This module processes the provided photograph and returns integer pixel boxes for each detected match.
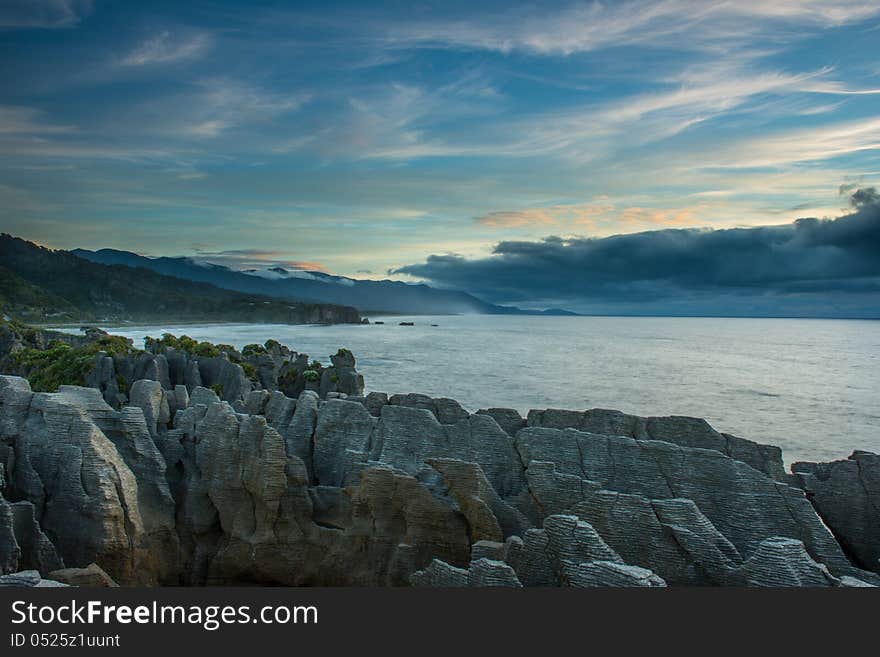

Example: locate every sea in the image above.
[91,315,879,466]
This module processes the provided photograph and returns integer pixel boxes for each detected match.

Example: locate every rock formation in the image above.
[792,451,880,574]
[2,329,365,410]
[0,345,878,588]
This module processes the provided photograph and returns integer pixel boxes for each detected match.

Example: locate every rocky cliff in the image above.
[1,326,365,410]
[1,342,877,587]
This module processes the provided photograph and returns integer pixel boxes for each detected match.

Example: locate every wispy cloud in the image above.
[182,78,309,138]
[705,116,880,168]
[0,105,73,135]
[121,30,211,66]
[476,203,614,228]
[476,201,715,233]
[367,1,880,56]
[0,0,91,29]
[2,1,879,287]
[343,60,879,164]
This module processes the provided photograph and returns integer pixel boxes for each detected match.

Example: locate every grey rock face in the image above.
[524,460,744,585]
[476,408,526,437]
[792,451,880,574]
[735,537,848,587]
[0,376,177,585]
[320,367,364,399]
[566,561,667,587]
[133,353,171,390]
[410,559,468,587]
[516,427,875,584]
[1,368,876,588]
[527,408,785,479]
[168,385,189,415]
[426,458,531,541]
[505,514,625,586]
[0,495,20,574]
[84,353,122,408]
[184,360,202,390]
[413,513,668,588]
[276,391,319,477]
[9,500,64,574]
[388,393,470,425]
[361,392,389,417]
[0,570,69,587]
[372,405,534,521]
[165,392,473,586]
[467,558,523,587]
[410,557,522,587]
[189,386,220,407]
[129,379,170,437]
[197,356,251,402]
[313,400,376,486]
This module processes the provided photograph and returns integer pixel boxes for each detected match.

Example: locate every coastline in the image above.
[1,327,877,588]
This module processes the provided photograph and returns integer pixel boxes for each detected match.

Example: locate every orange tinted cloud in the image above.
[619,204,709,227]
[476,203,615,228]
[475,202,709,231]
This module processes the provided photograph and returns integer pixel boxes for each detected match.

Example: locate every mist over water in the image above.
[99,316,880,466]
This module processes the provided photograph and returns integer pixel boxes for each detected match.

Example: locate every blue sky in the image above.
[1,0,879,290]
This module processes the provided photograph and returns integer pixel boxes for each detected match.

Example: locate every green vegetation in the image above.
[144,333,232,359]
[242,343,267,357]
[0,264,82,323]
[11,334,139,392]
[146,333,200,352]
[334,348,353,360]
[302,369,320,383]
[309,360,323,370]
[264,339,281,351]
[210,383,224,397]
[0,234,361,324]
[278,367,297,387]
[194,342,221,358]
[241,362,257,379]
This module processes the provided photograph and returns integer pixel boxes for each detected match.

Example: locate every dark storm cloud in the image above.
[394,189,880,316]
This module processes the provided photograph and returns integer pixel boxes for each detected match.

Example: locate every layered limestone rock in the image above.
[735,537,851,587]
[47,563,118,587]
[0,369,877,588]
[514,426,875,584]
[792,451,880,574]
[527,408,785,479]
[11,332,366,410]
[6,498,64,574]
[410,514,667,588]
[476,408,526,438]
[387,393,470,425]
[0,376,178,585]
[162,394,472,586]
[0,570,68,587]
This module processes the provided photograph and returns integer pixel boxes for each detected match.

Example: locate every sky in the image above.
[1,1,879,315]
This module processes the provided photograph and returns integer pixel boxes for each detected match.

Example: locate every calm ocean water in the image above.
[96,316,879,466]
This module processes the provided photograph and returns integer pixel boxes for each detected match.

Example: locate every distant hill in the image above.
[72,248,576,316]
[0,234,361,325]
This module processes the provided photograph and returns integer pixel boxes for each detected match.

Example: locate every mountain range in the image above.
[0,234,360,325]
[72,248,577,316]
